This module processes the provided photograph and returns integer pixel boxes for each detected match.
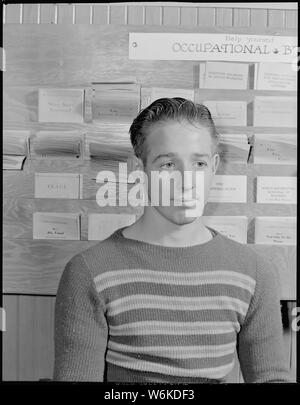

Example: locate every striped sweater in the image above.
[53,226,290,383]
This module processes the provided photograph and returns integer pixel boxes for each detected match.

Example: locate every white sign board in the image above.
[129,33,297,63]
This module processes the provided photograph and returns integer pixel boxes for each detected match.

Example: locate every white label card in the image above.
[38,88,84,123]
[256,176,297,204]
[208,175,247,203]
[202,216,248,243]
[255,217,296,246]
[129,33,297,63]
[203,101,247,127]
[35,173,83,199]
[33,212,80,240]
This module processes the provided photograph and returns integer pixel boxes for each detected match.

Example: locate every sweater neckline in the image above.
[111,225,222,254]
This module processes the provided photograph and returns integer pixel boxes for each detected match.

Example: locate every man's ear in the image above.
[127,154,144,172]
[212,153,220,175]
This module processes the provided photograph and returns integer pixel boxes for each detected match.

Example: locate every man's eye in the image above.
[160,162,175,169]
[194,161,208,168]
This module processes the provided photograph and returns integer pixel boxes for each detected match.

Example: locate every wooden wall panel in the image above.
[162,6,180,26]
[3,196,140,240]
[23,4,39,24]
[2,295,19,380]
[127,5,144,25]
[268,9,285,29]
[250,9,268,28]
[93,4,109,25]
[110,5,126,25]
[3,25,297,88]
[145,6,162,26]
[197,7,216,27]
[3,295,55,381]
[4,85,297,123]
[40,4,56,24]
[4,3,21,24]
[216,8,233,27]
[233,8,250,27]
[3,4,297,30]
[75,4,91,24]
[3,239,94,295]
[285,10,298,30]
[180,7,197,27]
[57,4,74,24]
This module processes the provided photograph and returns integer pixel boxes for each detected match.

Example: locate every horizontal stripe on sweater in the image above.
[108,349,234,370]
[107,341,236,359]
[103,283,253,305]
[108,308,240,325]
[106,350,235,378]
[106,362,223,383]
[110,332,236,347]
[108,349,235,369]
[109,320,240,336]
[106,295,249,317]
[94,269,256,294]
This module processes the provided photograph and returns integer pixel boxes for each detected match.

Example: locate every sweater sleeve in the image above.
[53,253,108,381]
[237,254,291,383]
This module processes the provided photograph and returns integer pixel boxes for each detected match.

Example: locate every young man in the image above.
[54,98,290,383]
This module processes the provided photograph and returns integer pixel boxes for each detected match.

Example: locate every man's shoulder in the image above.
[213,230,257,259]
[212,231,272,280]
[73,230,127,278]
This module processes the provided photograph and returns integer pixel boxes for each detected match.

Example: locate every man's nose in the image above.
[176,165,196,193]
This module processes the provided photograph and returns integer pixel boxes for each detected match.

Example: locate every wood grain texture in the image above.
[162,6,180,26]
[197,7,216,27]
[3,25,297,88]
[3,214,295,299]
[93,4,109,25]
[2,295,19,380]
[3,197,141,240]
[40,4,56,24]
[3,155,142,199]
[75,4,91,24]
[216,8,233,27]
[57,4,74,24]
[233,8,250,27]
[180,7,197,27]
[3,239,94,294]
[4,3,21,24]
[127,5,144,25]
[3,295,55,381]
[268,9,285,29]
[110,5,126,25]
[5,85,296,126]
[2,4,298,30]
[18,295,38,379]
[285,10,298,30]
[23,4,39,24]
[250,9,268,28]
[145,6,162,25]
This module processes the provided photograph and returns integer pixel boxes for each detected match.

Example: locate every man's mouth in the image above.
[172,198,198,207]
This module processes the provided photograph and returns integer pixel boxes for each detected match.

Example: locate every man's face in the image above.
[141,120,219,226]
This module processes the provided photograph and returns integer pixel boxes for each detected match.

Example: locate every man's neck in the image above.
[122,207,213,247]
